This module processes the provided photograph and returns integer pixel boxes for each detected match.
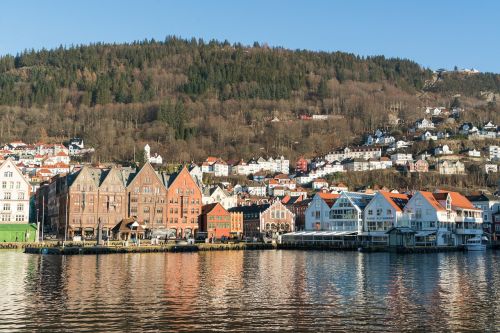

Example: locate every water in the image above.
[0,250,498,332]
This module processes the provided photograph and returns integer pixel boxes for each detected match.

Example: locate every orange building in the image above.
[199,203,231,239]
[166,166,202,239]
[230,211,243,237]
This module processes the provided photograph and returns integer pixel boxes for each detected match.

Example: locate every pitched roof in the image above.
[419,191,446,211]
[201,203,224,215]
[318,192,340,200]
[378,191,409,212]
[434,191,479,210]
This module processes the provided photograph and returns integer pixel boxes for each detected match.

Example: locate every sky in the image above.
[1,0,499,72]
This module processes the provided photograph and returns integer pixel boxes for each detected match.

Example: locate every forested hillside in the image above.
[0,37,498,163]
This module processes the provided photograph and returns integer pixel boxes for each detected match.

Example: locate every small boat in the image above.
[464,236,486,251]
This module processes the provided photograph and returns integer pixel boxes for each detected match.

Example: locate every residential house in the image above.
[459,123,479,135]
[144,144,163,165]
[312,178,329,190]
[467,149,481,157]
[437,160,465,175]
[325,146,382,162]
[202,185,237,209]
[434,145,453,155]
[415,118,435,130]
[485,164,498,174]
[489,146,500,161]
[295,157,308,173]
[420,131,438,141]
[406,159,429,173]
[391,153,413,166]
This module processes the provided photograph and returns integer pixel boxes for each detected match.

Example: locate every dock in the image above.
[23,242,275,255]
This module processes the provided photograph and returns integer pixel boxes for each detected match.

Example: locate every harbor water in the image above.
[0,250,498,332]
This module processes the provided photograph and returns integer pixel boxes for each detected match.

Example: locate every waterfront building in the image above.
[327,192,374,233]
[260,200,295,238]
[228,204,269,237]
[403,191,482,246]
[304,192,340,231]
[230,211,243,237]
[165,166,202,239]
[199,203,232,239]
[466,193,500,236]
[0,158,30,224]
[126,163,168,234]
[363,191,409,244]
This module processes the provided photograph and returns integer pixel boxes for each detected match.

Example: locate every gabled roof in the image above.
[419,191,446,211]
[378,191,409,212]
[433,191,478,210]
[201,203,226,215]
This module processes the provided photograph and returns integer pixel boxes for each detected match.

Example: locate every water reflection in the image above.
[0,250,498,332]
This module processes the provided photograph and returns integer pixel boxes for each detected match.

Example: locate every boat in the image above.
[464,236,486,251]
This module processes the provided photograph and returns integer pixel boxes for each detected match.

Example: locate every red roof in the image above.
[433,191,479,210]
[56,151,68,156]
[318,193,340,200]
[420,191,446,211]
[379,191,409,212]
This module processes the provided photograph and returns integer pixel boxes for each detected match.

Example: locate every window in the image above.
[17,203,23,211]
[144,206,150,213]
[3,203,10,211]
[1,182,5,189]
[4,171,12,177]
[368,210,373,215]
[15,182,20,189]
[15,214,23,222]
[18,192,24,200]
[376,209,382,216]
[4,192,11,200]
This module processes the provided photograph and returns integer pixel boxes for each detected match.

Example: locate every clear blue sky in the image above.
[1,0,499,72]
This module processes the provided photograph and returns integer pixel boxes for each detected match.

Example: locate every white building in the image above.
[0,159,30,223]
[402,191,482,246]
[325,147,382,162]
[305,192,339,231]
[144,144,163,165]
[489,146,500,161]
[202,185,237,209]
[391,153,413,166]
[327,192,374,233]
[415,118,435,130]
[363,191,409,243]
[434,145,453,155]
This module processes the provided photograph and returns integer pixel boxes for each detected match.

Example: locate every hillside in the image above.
[0,36,498,163]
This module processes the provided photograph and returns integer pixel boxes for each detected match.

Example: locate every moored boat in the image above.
[465,236,486,251]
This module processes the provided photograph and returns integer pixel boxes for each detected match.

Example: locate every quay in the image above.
[21,242,275,255]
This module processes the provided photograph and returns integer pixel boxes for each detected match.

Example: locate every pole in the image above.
[64,192,69,246]
[36,207,39,243]
[41,195,45,242]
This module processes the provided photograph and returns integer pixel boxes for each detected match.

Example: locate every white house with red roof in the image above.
[305,192,340,231]
[402,191,482,246]
[363,191,409,244]
[312,178,329,190]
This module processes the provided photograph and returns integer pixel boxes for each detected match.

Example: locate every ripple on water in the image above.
[0,250,499,332]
